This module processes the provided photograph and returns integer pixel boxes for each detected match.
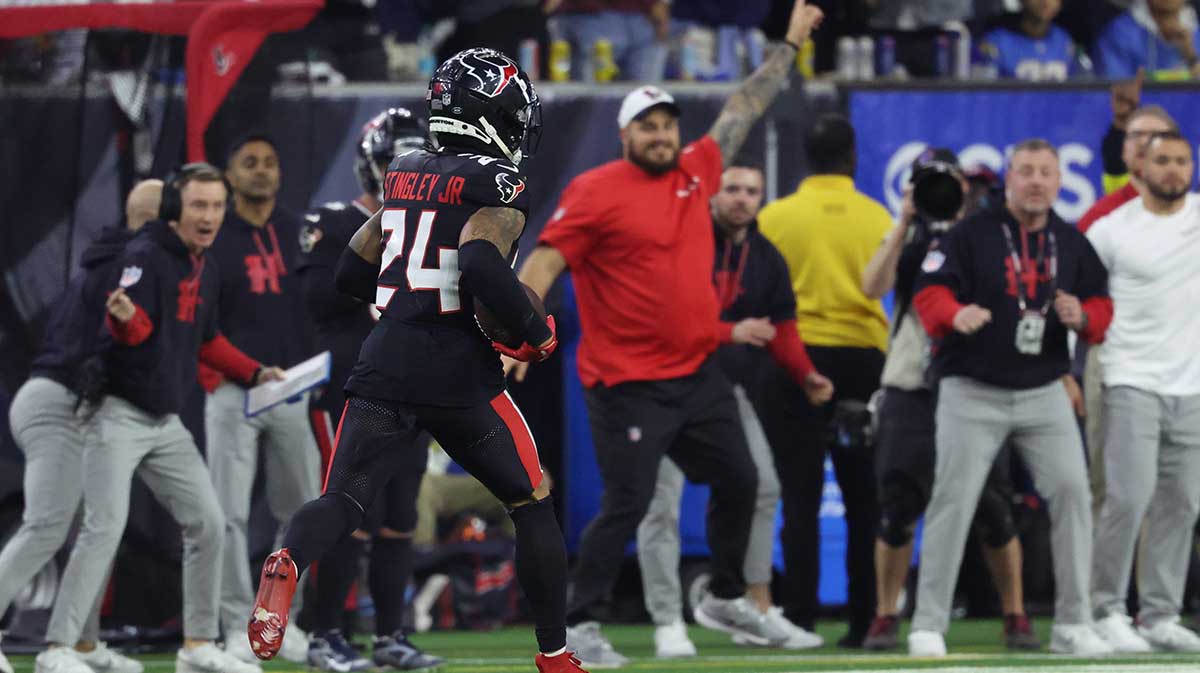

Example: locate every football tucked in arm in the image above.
[475,283,545,348]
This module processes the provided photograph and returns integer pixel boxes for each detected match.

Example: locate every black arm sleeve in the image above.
[334,247,380,304]
[1101,124,1126,177]
[458,239,551,346]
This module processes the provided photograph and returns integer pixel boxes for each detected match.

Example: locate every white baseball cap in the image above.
[617,85,681,129]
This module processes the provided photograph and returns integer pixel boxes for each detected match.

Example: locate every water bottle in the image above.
[836,36,858,80]
[592,39,617,82]
[934,34,952,77]
[857,35,876,80]
[518,39,540,81]
[549,39,571,82]
[878,35,896,77]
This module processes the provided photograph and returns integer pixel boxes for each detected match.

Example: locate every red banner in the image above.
[0,1,323,161]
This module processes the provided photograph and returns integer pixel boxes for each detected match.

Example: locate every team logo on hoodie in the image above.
[119,266,143,288]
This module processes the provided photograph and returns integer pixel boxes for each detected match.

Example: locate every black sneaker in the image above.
[373,633,445,671]
[308,630,372,672]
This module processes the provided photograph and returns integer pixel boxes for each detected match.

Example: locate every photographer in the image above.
[859,150,1036,652]
[907,139,1113,657]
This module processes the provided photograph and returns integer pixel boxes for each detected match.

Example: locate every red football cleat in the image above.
[247,548,299,661]
[535,651,590,672]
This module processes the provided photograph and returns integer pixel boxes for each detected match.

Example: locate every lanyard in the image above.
[999,222,1057,314]
[251,222,287,280]
[715,237,751,310]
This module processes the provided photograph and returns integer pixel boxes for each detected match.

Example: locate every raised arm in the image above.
[706,0,823,164]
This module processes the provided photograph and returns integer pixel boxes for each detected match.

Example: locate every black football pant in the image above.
[282,393,568,652]
[568,357,758,624]
[758,345,884,639]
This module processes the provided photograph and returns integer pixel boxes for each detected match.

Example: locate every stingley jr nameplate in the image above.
[244,351,331,417]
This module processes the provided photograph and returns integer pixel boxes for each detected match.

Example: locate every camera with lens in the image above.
[910,147,964,222]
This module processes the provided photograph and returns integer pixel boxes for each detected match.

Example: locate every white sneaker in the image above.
[79,643,143,673]
[1050,623,1115,656]
[278,625,309,663]
[224,633,260,664]
[0,641,13,673]
[177,643,262,673]
[653,621,697,658]
[1092,613,1151,653]
[35,648,92,673]
[1139,617,1200,652]
[907,630,947,657]
[764,607,823,649]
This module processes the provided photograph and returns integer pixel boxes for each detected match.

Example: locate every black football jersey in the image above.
[345,148,531,407]
[296,199,377,414]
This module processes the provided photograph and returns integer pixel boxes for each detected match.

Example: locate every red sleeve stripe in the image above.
[310,408,336,478]
[490,391,544,493]
[913,285,963,339]
[105,304,153,345]
[1080,296,1114,345]
[322,401,351,495]
[766,319,815,385]
[198,334,259,384]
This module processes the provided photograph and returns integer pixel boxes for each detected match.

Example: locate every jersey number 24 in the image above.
[377,208,460,313]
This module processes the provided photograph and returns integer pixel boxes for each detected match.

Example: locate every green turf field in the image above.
[8,620,1200,673]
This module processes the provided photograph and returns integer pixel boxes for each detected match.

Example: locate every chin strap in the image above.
[479,117,522,165]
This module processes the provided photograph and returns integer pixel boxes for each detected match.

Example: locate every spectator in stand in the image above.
[868,0,972,29]
[976,0,1091,81]
[1075,104,1177,518]
[1097,70,1146,195]
[669,1,773,79]
[756,113,890,649]
[549,0,670,81]
[1086,132,1200,654]
[1094,0,1200,78]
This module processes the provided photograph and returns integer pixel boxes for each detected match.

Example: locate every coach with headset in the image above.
[35,164,283,673]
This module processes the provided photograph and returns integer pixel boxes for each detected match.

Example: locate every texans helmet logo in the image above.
[496,172,526,204]
[458,53,521,99]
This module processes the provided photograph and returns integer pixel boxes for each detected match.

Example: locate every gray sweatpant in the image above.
[1092,386,1200,626]
[913,376,1093,633]
[636,385,780,625]
[1083,346,1106,518]
[46,395,225,643]
[1,377,100,643]
[205,382,320,633]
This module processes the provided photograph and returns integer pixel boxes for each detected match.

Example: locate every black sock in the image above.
[311,536,365,633]
[369,536,415,637]
[283,493,363,574]
[509,497,567,653]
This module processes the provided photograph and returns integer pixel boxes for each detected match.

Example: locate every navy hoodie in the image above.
[103,220,231,416]
[206,206,314,371]
[31,226,135,387]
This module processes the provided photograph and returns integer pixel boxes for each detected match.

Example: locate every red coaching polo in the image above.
[539,136,724,387]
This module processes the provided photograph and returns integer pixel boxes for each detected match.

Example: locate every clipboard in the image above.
[244,351,331,418]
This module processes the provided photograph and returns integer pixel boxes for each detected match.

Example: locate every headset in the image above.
[158,162,229,222]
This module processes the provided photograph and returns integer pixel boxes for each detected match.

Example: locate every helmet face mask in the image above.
[427,48,541,166]
[355,107,427,199]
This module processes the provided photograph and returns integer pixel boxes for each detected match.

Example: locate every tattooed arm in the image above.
[707,0,824,164]
[459,206,526,256]
[347,207,384,264]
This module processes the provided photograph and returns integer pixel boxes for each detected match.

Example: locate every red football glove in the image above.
[493,315,558,363]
